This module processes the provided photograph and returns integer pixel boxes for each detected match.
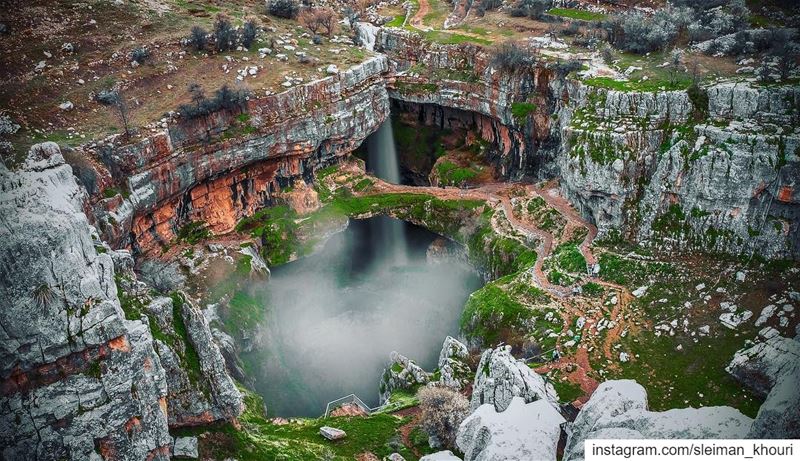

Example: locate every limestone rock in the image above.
[173,436,199,458]
[420,451,463,461]
[563,380,752,461]
[437,336,471,390]
[320,426,347,440]
[379,351,431,404]
[0,144,171,459]
[470,346,558,412]
[457,397,565,461]
[727,334,800,438]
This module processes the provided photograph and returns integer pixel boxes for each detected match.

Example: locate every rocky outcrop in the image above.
[470,345,559,412]
[379,351,431,404]
[562,380,753,461]
[145,294,243,427]
[727,331,800,438]
[457,397,565,461]
[92,56,390,251]
[0,143,171,460]
[437,336,471,390]
[553,79,800,258]
[420,451,463,461]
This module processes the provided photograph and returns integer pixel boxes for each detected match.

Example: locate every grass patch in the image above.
[423,30,492,45]
[551,379,583,403]
[174,387,416,461]
[511,102,537,122]
[235,205,300,265]
[547,7,607,21]
[551,243,586,273]
[435,160,480,186]
[583,75,692,92]
[461,282,534,345]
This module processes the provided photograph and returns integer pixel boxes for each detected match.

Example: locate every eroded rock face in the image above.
[0,144,171,460]
[553,79,800,259]
[563,380,753,461]
[93,56,390,251]
[727,333,800,438]
[437,336,471,390]
[379,351,431,404]
[457,397,565,461]
[470,345,559,412]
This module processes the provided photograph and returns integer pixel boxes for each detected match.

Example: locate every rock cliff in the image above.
[0,143,243,459]
[0,143,172,460]
[92,56,390,251]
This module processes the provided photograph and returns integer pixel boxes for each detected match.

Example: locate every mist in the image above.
[241,216,482,417]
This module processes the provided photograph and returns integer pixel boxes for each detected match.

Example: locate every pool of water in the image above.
[241,216,481,417]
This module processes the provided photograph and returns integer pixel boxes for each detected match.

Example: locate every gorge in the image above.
[1,1,799,460]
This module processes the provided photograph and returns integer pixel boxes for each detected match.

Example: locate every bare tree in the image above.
[97,89,132,138]
[299,9,323,35]
[318,8,336,38]
[417,386,469,449]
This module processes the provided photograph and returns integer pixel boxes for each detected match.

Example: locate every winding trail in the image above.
[338,165,636,400]
[409,0,432,30]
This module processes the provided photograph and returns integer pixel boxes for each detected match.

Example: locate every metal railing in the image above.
[323,392,417,418]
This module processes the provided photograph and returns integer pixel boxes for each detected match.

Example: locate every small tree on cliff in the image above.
[417,386,469,449]
[96,89,132,138]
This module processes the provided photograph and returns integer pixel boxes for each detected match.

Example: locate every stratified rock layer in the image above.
[0,143,171,460]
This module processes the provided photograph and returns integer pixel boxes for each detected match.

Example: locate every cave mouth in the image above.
[240,216,482,417]
[356,100,500,187]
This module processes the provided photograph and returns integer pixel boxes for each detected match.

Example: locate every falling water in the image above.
[366,119,408,264]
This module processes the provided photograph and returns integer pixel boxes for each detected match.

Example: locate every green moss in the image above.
[225,290,264,333]
[174,387,415,461]
[236,205,299,265]
[510,102,537,122]
[547,7,607,21]
[461,283,534,345]
[551,379,583,403]
[115,274,146,320]
[435,160,480,186]
[584,75,691,92]
[170,292,205,386]
[582,282,604,297]
[85,360,102,379]
[422,30,492,45]
[551,243,586,273]
[177,221,212,245]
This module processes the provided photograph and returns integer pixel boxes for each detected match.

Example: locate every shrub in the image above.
[562,21,580,36]
[554,59,582,77]
[268,0,299,19]
[214,16,237,52]
[515,0,550,19]
[95,89,132,138]
[480,0,502,11]
[509,7,526,17]
[241,20,258,49]
[178,84,250,120]
[189,26,208,51]
[491,42,538,73]
[130,47,150,64]
[417,387,469,449]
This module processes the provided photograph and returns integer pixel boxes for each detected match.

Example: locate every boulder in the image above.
[563,380,752,461]
[320,426,347,441]
[470,346,558,412]
[457,397,565,461]
[386,453,407,461]
[379,351,431,404]
[420,451,463,461]
[173,436,199,458]
[437,336,471,390]
[727,334,800,438]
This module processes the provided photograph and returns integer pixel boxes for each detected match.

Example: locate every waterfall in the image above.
[366,119,408,264]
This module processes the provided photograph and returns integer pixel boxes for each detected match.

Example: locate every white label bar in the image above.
[585,439,800,461]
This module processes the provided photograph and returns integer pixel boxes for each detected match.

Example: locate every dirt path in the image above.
[409,0,431,30]
[394,407,423,458]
